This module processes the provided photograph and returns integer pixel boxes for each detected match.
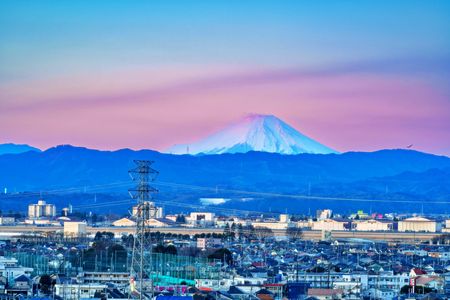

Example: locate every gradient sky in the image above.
[1,0,449,155]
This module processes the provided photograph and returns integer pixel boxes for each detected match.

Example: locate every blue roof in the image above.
[14,274,30,282]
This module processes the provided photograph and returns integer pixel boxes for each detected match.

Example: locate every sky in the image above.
[0,0,449,155]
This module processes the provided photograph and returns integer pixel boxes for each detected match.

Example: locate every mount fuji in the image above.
[166,114,338,155]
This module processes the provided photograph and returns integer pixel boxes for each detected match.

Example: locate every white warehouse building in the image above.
[398,217,437,233]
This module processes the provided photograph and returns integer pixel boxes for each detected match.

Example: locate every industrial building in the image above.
[352,219,394,231]
[187,212,215,226]
[63,221,87,237]
[398,217,438,233]
[132,201,164,219]
[0,217,15,226]
[312,218,350,231]
[112,217,137,227]
[27,200,56,219]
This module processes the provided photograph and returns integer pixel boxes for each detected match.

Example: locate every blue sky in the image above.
[2,0,449,80]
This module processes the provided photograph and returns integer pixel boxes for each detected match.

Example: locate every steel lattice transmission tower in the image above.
[128,160,159,299]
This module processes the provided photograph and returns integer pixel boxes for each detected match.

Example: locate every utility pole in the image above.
[129,160,159,299]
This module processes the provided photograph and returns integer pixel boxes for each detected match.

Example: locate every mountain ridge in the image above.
[0,143,41,155]
[1,145,449,213]
[1,144,449,188]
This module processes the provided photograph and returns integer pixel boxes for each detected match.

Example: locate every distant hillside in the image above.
[215,167,450,215]
[0,145,449,214]
[0,143,41,155]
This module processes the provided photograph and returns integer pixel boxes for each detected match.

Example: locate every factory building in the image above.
[353,219,394,231]
[64,221,87,237]
[132,201,164,219]
[27,200,56,219]
[398,217,437,233]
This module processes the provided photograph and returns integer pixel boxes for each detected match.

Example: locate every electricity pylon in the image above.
[129,160,159,299]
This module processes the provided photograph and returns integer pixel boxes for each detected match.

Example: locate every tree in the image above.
[208,248,233,265]
[126,234,134,247]
[231,223,237,236]
[223,223,236,241]
[82,248,97,271]
[179,246,201,258]
[94,291,107,300]
[176,215,186,223]
[107,244,128,272]
[286,227,303,241]
[432,233,450,245]
[237,224,244,240]
[400,285,433,294]
[153,244,178,255]
[153,244,166,254]
[94,232,103,241]
[242,225,256,239]
[39,274,53,295]
[165,245,177,255]
[224,223,231,237]
[94,231,114,242]
[254,227,274,240]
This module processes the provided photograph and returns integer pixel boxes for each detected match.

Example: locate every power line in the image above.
[0,181,132,199]
[153,181,450,205]
[2,179,449,207]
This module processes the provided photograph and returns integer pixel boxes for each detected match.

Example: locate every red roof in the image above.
[252,262,265,267]
[412,268,427,275]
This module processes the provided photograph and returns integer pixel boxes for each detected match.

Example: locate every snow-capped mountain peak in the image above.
[166,114,338,155]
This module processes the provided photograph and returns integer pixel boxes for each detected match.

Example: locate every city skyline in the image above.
[1,1,450,155]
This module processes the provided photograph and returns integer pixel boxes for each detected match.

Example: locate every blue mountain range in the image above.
[0,145,449,214]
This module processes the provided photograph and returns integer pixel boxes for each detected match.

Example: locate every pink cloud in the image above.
[0,66,449,155]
